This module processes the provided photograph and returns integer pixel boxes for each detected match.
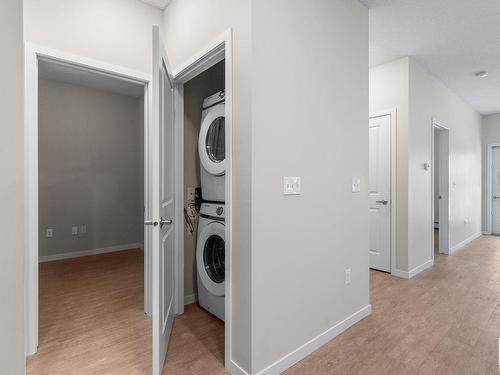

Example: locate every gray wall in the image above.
[38,79,144,257]
[0,0,25,372]
[183,61,225,301]
[251,0,369,372]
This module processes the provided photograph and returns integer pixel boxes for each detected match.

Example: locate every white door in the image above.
[436,129,450,252]
[151,25,176,375]
[492,147,500,235]
[369,114,391,272]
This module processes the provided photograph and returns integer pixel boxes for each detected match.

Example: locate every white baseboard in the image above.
[229,360,250,375]
[392,259,434,279]
[184,293,197,305]
[253,304,372,375]
[450,232,482,253]
[39,242,143,262]
[483,230,491,235]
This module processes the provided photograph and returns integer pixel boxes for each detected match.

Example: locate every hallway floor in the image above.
[27,236,500,374]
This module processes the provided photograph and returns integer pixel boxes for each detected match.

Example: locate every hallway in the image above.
[287,235,500,374]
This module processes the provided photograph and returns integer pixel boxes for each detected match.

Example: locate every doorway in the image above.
[432,120,450,256]
[368,110,396,273]
[24,45,153,371]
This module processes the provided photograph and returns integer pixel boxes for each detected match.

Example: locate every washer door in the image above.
[196,221,225,296]
[199,104,226,176]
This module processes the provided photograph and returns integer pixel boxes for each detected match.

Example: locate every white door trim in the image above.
[369,109,397,274]
[486,143,500,235]
[171,29,234,373]
[24,43,152,356]
[431,118,450,256]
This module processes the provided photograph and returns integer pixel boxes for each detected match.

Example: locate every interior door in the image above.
[369,114,391,272]
[436,129,450,253]
[492,147,500,235]
[151,25,176,375]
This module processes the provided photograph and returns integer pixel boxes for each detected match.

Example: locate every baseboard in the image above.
[184,293,197,305]
[483,230,491,235]
[450,232,482,253]
[229,360,250,375]
[254,304,372,375]
[392,259,434,279]
[39,242,143,262]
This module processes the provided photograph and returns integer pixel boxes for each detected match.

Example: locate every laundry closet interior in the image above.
[165,57,228,369]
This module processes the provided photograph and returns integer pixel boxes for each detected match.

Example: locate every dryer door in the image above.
[199,103,226,176]
[196,221,225,296]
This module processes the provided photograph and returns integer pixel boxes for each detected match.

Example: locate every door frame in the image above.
[24,43,152,356]
[485,143,500,234]
[369,109,397,274]
[431,118,450,256]
[170,29,234,371]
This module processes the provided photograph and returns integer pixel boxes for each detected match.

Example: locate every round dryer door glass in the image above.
[203,234,225,283]
[205,117,225,163]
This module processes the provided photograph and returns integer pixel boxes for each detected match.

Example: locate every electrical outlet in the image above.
[283,176,301,195]
[80,224,87,234]
[186,187,196,202]
[345,268,351,285]
[46,228,53,238]
[71,226,78,235]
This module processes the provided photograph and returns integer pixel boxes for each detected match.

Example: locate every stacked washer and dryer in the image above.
[196,90,226,321]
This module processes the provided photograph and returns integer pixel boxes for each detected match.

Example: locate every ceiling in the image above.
[38,59,144,98]
[361,0,500,115]
[138,0,171,10]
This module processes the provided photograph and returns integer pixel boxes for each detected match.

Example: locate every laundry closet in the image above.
[182,59,226,322]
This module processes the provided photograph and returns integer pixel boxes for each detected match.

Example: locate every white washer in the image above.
[199,91,225,203]
[196,202,225,320]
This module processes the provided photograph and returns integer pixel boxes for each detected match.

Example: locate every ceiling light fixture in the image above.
[475,71,489,78]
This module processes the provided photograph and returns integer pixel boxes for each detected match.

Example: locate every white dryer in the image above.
[196,202,225,320]
[199,91,225,203]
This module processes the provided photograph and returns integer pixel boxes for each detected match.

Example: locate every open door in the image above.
[151,25,176,375]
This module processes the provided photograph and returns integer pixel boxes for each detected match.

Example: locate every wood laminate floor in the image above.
[28,235,500,375]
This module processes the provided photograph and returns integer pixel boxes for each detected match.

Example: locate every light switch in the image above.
[46,228,53,238]
[283,176,301,195]
[72,226,78,235]
[352,178,361,193]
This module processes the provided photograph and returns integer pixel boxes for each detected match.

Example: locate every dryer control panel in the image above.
[200,203,225,220]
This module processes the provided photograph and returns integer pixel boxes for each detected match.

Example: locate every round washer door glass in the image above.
[203,234,225,283]
[205,117,225,163]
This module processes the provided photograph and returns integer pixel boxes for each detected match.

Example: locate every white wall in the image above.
[251,1,369,372]
[0,0,25,373]
[24,0,163,74]
[38,79,144,258]
[408,59,481,267]
[369,57,409,270]
[370,57,482,273]
[481,114,500,231]
[163,0,253,371]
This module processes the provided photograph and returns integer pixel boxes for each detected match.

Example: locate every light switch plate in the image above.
[345,268,351,284]
[283,176,301,195]
[352,178,361,193]
[71,226,78,235]
[46,228,53,238]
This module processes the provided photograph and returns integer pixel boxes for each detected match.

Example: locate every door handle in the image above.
[494,196,500,199]
[144,220,158,226]
[160,217,173,228]
[376,200,388,205]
